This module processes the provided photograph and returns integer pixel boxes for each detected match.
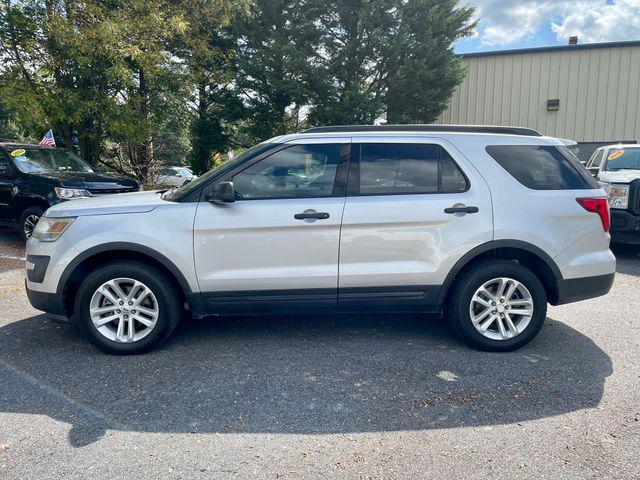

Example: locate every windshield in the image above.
[10,147,94,174]
[161,143,272,201]
[604,148,640,171]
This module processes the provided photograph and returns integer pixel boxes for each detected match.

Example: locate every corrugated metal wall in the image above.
[436,44,640,143]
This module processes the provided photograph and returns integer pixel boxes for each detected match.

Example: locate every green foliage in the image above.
[307,0,475,125]
[231,0,326,142]
[176,0,244,174]
[0,0,475,177]
[383,0,475,123]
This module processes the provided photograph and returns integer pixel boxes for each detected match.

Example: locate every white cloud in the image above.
[551,0,640,43]
[462,0,640,46]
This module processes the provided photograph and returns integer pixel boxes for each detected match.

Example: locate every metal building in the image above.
[436,40,640,161]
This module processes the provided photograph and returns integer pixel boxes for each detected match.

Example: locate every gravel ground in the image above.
[0,227,638,479]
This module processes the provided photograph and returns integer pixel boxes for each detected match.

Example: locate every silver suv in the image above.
[25,125,616,354]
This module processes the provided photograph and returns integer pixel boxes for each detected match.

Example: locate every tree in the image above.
[0,70,39,140]
[306,0,387,126]
[307,0,475,125]
[232,0,325,142]
[0,0,476,179]
[383,0,474,123]
[1,0,197,182]
[0,0,129,164]
[103,0,190,182]
[174,0,245,174]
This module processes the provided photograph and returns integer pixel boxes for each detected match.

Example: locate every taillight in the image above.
[577,197,610,232]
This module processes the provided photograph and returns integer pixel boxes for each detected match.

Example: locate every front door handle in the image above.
[444,205,479,214]
[294,210,330,220]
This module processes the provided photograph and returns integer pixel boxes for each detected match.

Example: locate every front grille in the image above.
[88,187,137,195]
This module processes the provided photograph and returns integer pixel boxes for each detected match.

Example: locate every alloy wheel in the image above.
[23,214,40,239]
[469,277,534,341]
[89,278,159,343]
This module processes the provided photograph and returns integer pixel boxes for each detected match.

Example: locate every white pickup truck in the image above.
[586,144,640,245]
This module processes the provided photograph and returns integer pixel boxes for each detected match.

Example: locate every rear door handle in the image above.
[294,210,330,220]
[444,205,479,214]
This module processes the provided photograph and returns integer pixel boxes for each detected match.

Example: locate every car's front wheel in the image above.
[448,259,547,351]
[74,260,182,354]
[19,206,44,241]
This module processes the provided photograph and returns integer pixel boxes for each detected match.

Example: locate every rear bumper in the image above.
[610,210,640,244]
[554,273,615,305]
[25,283,67,318]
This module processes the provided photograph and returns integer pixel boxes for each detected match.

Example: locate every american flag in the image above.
[39,129,56,147]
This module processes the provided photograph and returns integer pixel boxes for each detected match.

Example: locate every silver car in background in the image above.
[154,166,197,187]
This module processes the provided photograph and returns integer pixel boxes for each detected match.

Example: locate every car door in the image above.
[338,137,493,312]
[193,138,350,314]
[0,154,16,222]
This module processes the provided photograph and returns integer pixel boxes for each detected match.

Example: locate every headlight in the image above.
[606,184,630,209]
[54,187,92,200]
[32,217,75,242]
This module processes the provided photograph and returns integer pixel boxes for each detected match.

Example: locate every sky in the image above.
[454,0,640,54]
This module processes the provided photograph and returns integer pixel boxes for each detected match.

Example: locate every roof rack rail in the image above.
[303,124,542,137]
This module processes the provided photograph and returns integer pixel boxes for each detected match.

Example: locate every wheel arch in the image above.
[58,243,195,317]
[15,197,50,220]
[438,240,563,307]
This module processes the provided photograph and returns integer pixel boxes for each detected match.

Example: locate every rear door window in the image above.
[486,145,598,190]
[356,143,468,195]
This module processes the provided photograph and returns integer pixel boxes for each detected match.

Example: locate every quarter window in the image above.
[486,145,598,190]
[357,143,468,195]
[589,149,604,168]
[232,144,342,199]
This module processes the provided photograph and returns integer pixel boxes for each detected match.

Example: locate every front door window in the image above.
[232,144,342,199]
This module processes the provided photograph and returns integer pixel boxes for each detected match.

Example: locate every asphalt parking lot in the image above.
[0,228,638,479]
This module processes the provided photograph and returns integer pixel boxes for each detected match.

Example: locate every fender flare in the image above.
[436,239,563,305]
[57,242,193,295]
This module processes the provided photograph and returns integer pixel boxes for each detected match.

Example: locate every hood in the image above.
[45,190,166,217]
[598,170,640,184]
[31,171,139,190]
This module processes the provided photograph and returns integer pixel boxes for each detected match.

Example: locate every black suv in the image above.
[0,143,139,239]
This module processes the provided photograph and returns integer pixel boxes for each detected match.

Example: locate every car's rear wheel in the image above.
[74,260,182,354]
[19,206,44,241]
[448,259,547,351]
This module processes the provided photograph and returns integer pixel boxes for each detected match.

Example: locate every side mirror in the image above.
[0,164,7,174]
[206,181,235,203]
[588,167,599,177]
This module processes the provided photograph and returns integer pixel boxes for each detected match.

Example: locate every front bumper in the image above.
[610,209,640,244]
[554,273,615,305]
[25,282,68,317]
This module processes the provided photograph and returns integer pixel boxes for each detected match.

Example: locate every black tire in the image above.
[74,260,182,354]
[447,259,547,352]
[18,206,44,241]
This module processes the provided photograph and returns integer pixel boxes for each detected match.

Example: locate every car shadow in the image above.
[611,243,640,276]
[0,313,611,447]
